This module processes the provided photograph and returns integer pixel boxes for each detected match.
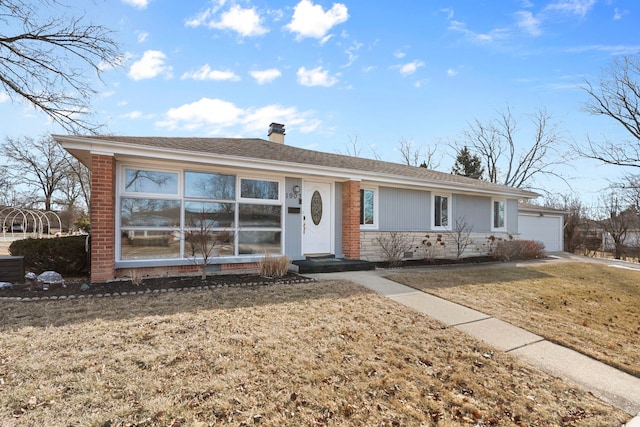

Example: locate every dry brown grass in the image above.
[388,261,640,379]
[259,253,292,277]
[0,280,628,426]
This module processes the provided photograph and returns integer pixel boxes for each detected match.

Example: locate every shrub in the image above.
[421,234,446,263]
[9,235,89,276]
[259,253,291,278]
[376,232,414,267]
[492,240,546,261]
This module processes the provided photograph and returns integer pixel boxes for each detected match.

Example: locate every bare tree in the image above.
[0,0,121,133]
[579,55,640,168]
[617,173,640,212]
[65,157,91,213]
[2,135,71,210]
[185,208,235,280]
[55,158,90,230]
[447,217,474,260]
[0,168,17,206]
[596,190,635,259]
[461,106,566,190]
[396,137,440,169]
[335,132,380,159]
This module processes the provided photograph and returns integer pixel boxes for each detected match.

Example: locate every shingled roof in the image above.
[54,135,539,198]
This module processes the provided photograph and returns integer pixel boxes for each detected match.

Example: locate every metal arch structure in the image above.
[0,206,63,239]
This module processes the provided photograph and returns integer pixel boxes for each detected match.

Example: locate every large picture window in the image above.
[119,167,283,262]
[185,171,235,200]
[124,169,178,194]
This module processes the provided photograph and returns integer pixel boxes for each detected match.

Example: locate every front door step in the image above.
[292,258,375,274]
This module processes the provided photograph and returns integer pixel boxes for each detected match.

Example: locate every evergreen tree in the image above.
[452,146,484,179]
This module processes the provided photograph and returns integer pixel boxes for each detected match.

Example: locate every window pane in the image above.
[185,171,235,200]
[125,169,178,194]
[360,189,374,225]
[238,231,281,254]
[120,230,180,260]
[184,230,234,257]
[240,179,279,200]
[239,204,282,228]
[494,201,505,228]
[121,198,181,227]
[185,201,235,228]
[435,195,449,227]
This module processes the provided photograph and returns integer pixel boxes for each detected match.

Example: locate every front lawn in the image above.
[387,261,640,378]
[0,279,627,426]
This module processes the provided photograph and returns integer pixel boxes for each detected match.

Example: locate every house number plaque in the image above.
[311,190,322,225]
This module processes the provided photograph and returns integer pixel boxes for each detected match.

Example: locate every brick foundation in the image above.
[114,262,261,281]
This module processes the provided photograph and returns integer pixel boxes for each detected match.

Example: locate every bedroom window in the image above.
[433,194,450,229]
[493,199,506,230]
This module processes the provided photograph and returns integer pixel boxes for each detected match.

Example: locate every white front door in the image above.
[303,181,333,255]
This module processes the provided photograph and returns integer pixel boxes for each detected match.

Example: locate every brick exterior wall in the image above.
[360,231,516,262]
[90,154,116,282]
[342,180,361,259]
[114,262,261,279]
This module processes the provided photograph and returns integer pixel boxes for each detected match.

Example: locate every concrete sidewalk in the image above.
[308,269,640,422]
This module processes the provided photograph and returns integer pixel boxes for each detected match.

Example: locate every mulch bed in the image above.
[0,272,315,301]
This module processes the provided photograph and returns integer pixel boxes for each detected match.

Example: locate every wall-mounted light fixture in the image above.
[293,184,301,194]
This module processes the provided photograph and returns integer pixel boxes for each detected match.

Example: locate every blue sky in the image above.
[1,0,639,204]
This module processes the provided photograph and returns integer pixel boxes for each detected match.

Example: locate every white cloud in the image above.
[120,110,155,120]
[242,104,320,134]
[128,50,173,80]
[515,10,542,36]
[157,98,243,131]
[296,66,339,87]
[209,5,268,37]
[440,8,454,20]
[613,8,629,20]
[136,31,149,43]
[286,0,349,40]
[343,41,363,67]
[545,0,596,17]
[185,0,226,27]
[181,65,241,81]
[186,3,267,37]
[398,60,424,76]
[448,20,510,44]
[155,97,321,135]
[249,68,282,84]
[393,50,406,59]
[122,0,150,9]
[0,92,10,103]
[446,68,458,77]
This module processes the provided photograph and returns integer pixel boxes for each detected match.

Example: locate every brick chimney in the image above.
[268,122,285,144]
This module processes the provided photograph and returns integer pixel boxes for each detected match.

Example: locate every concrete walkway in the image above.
[308,266,640,423]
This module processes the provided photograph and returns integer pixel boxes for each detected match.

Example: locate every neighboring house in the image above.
[54,124,538,282]
[518,203,566,252]
[602,230,640,251]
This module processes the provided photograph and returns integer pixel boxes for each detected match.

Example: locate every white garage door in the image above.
[518,214,563,252]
